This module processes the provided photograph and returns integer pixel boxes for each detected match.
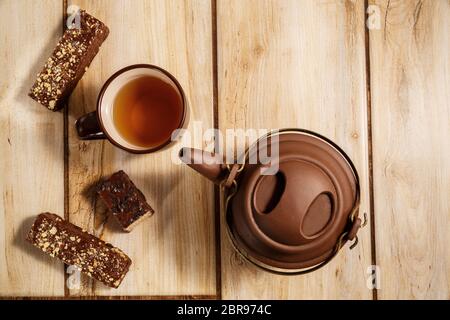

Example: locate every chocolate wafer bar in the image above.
[97,171,154,232]
[26,213,131,288]
[29,10,109,110]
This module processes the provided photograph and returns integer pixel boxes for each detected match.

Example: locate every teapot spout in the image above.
[179,148,227,184]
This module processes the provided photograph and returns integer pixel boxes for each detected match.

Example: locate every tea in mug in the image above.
[113,75,184,148]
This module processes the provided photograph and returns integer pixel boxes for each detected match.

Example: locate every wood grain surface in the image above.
[0,0,65,296]
[66,0,216,296]
[0,0,448,299]
[217,0,372,299]
[369,0,450,299]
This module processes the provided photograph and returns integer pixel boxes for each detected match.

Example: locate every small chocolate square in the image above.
[97,170,154,232]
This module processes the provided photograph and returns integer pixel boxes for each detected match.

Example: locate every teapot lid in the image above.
[227,129,360,273]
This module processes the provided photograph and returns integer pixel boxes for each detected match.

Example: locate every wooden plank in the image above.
[66,0,216,296]
[217,0,372,299]
[0,0,65,296]
[369,0,449,299]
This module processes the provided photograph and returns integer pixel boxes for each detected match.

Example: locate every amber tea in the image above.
[113,75,184,149]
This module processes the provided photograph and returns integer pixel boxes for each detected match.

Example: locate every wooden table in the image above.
[0,0,448,299]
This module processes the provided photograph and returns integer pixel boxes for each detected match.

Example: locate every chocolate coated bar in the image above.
[29,10,109,110]
[26,213,131,288]
[97,171,154,232]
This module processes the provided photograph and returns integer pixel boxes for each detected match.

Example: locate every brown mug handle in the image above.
[75,111,106,140]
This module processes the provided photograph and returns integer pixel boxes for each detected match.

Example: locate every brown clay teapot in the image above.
[179,129,364,274]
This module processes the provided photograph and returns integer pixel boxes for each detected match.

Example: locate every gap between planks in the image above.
[62,0,70,298]
[363,0,378,301]
[211,0,222,300]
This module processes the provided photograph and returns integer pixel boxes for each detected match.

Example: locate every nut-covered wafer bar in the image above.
[29,10,109,110]
[97,171,154,232]
[26,213,131,288]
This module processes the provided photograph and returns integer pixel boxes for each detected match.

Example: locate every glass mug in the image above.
[76,64,189,153]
